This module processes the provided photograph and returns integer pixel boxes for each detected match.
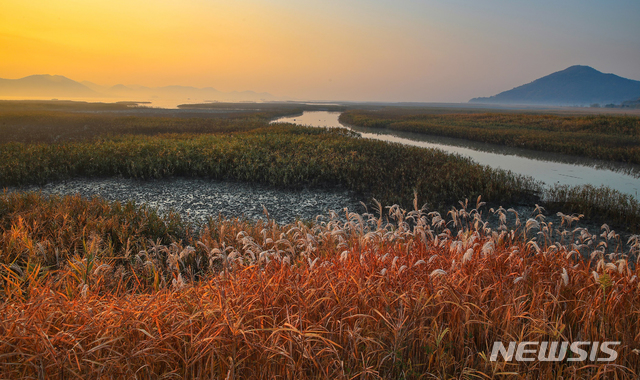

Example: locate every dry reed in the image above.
[1,193,638,379]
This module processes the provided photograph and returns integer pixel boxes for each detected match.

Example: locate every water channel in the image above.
[273,111,640,200]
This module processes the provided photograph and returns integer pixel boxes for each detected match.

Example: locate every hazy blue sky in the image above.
[2,0,639,102]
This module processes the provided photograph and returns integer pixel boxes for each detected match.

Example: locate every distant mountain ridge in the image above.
[0,74,279,102]
[0,75,100,98]
[469,65,640,106]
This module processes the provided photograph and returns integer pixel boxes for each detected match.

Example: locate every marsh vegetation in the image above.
[1,101,640,378]
[1,192,639,378]
[341,109,640,164]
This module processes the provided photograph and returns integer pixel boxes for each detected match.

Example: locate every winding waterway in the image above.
[272,111,640,200]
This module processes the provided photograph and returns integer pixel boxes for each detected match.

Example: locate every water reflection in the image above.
[272,111,640,200]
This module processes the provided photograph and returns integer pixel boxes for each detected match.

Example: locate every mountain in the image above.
[469,65,640,106]
[1,75,280,102]
[0,75,101,98]
[80,80,110,93]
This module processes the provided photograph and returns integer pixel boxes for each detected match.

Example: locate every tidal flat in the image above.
[11,177,364,225]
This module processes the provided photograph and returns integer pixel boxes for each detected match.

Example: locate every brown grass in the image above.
[341,110,640,164]
[0,100,345,144]
[1,193,639,379]
[0,110,271,144]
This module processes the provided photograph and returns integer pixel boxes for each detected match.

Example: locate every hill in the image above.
[0,75,279,102]
[469,65,640,106]
[0,75,101,98]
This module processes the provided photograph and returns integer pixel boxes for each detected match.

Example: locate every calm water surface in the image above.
[273,111,640,200]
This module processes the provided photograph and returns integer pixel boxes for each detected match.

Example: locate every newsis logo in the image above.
[490,341,620,362]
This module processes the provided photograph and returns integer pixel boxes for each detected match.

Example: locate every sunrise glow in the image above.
[1,0,639,101]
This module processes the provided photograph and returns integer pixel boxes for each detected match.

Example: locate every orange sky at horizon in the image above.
[2,0,639,102]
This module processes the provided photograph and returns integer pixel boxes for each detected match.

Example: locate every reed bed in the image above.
[545,184,640,230]
[0,110,270,144]
[340,110,640,164]
[0,100,347,144]
[0,191,190,265]
[1,192,639,379]
[0,125,540,212]
[3,104,639,229]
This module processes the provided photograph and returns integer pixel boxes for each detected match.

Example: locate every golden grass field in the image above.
[1,192,639,379]
[1,102,640,378]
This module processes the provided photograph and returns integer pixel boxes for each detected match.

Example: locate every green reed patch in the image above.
[0,125,540,211]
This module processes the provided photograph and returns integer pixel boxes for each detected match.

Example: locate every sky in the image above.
[1,0,639,102]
